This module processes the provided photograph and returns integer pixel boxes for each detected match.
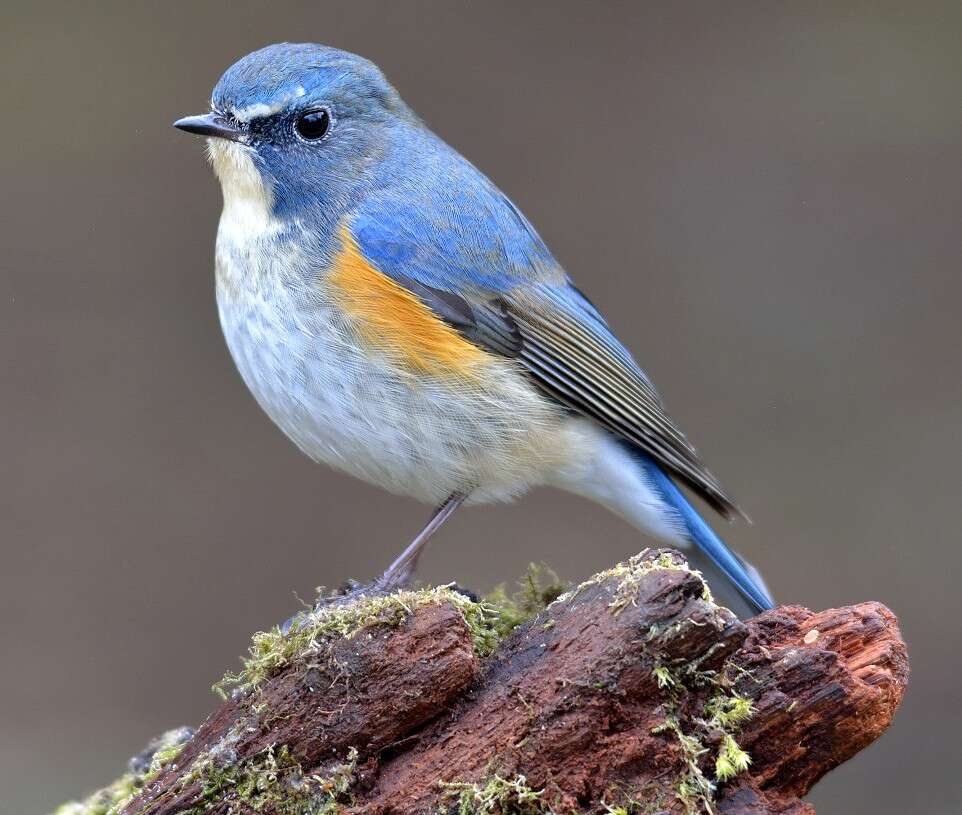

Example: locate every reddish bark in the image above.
[122,551,908,815]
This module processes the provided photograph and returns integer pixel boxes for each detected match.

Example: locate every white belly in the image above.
[206,138,593,505]
[215,237,586,506]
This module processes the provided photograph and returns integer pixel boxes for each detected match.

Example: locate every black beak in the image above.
[173,112,245,142]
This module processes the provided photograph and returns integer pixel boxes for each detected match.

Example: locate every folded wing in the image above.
[370,261,741,520]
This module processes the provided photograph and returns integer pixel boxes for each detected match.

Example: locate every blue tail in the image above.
[641,457,774,613]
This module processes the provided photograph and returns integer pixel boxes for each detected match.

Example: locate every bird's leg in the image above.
[280,493,466,633]
[374,492,466,591]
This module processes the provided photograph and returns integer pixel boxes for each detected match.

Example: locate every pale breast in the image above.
[214,227,585,506]
[207,137,587,503]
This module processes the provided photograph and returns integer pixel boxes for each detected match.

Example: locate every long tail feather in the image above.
[641,458,774,613]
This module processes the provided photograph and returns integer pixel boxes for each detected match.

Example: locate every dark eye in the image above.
[295,109,331,141]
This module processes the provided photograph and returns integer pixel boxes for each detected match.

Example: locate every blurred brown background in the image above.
[2,1,960,812]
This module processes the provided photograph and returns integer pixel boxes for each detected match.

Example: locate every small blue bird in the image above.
[174,43,774,614]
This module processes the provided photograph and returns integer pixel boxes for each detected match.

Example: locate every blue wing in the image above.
[348,126,737,518]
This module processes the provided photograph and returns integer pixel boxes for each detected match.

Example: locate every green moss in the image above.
[439,773,548,814]
[651,665,677,690]
[647,684,755,813]
[51,727,193,815]
[485,563,568,638]
[181,744,358,815]
[52,774,139,815]
[650,716,714,814]
[50,726,358,815]
[611,550,701,614]
[215,585,501,697]
[142,741,188,785]
[438,771,665,814]
[599,786,668,815]
[646,678,755,813]
[644,614,755,811]
[702,692,754,785]
[703,694,754,730]
[714,735,751,782]
[550,549,706,617]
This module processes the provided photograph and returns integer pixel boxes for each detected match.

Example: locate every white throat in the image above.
[207,139,281,241]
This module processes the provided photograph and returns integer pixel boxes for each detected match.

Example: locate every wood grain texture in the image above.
[117,551,908,815]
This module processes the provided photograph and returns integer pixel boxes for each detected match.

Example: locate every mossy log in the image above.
[60,550,908,815]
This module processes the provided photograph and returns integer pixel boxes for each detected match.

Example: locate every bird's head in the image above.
[175,43,411,219]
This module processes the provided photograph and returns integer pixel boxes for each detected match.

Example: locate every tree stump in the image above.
[55,549,908,815]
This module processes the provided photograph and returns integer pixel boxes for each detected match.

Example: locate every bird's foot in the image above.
[279,493,467,633]
[279,578,380,634]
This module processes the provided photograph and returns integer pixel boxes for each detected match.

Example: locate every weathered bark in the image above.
[108,550,907,815]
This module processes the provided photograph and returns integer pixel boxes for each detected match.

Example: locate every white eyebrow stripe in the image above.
[232,86,306,123]
[233,101,284,122]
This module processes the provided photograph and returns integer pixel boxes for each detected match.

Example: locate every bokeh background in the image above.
[3,1,960,812]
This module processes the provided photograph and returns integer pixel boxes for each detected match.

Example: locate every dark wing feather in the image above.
[393,273,523,356]
[505,296,740,520]
[391,276,740,520]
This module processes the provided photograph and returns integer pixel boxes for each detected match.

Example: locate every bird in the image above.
[173,43,774,615]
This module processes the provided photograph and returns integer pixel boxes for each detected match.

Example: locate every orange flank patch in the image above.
[328,226,490,377]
